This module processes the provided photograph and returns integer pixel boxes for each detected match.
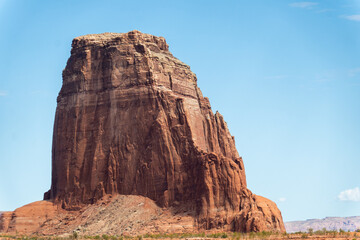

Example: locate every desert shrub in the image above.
[257,231,272,238]
[229,233,241,240]
[167,233,182,238]
[307,228,313,235]
[248,232,256,238]
[231,231,246,240]
[301,233,308,239]
[21,237,38,240]
[102,234,110,240]
[0,235,16,239]
[205,232,228,238]
[206,233,221,238]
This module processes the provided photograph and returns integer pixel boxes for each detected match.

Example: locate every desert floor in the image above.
[1,231,360,240]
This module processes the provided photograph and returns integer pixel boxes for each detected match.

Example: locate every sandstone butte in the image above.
[0,30,285,236]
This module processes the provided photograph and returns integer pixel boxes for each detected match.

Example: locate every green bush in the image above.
[102,234,110,240]
[301,233,308,239]
[72,231,78,239]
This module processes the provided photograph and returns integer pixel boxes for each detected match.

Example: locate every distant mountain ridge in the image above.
[285,216,360,233]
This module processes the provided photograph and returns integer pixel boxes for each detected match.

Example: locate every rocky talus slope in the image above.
[0,31,285,235]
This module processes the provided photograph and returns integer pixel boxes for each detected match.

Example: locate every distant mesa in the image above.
[0,30,285,236]
[285,216,360,233]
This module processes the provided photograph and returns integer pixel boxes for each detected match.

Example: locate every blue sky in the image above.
[0,0,359,222]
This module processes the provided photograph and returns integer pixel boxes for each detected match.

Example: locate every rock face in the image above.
[0,201,59,234]
[0,212,12,232]
[43,30,284,232]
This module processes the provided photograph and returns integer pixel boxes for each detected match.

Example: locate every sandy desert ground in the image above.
[1,231,360,240]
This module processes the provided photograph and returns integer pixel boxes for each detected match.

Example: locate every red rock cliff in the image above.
[45,30,285,232]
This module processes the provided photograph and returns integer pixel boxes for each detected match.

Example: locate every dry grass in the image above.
[1,230,359,240]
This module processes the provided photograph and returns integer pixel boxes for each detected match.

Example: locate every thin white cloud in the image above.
[289,2,319,9]
[0,91,7,96]
[278,197,286,202]
[338,187,360,202]
[343,15,360,21]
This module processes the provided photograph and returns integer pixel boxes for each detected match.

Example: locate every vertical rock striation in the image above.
[45,30,285,232]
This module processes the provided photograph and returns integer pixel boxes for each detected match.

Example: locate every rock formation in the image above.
[44,30,284,232]
[0,30,285,235]
[285,216,360,233]
[0,201,60,234]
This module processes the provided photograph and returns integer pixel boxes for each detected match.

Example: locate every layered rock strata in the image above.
[0,30,285,234]
[43,30,284,232]
[0,201,60,234]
